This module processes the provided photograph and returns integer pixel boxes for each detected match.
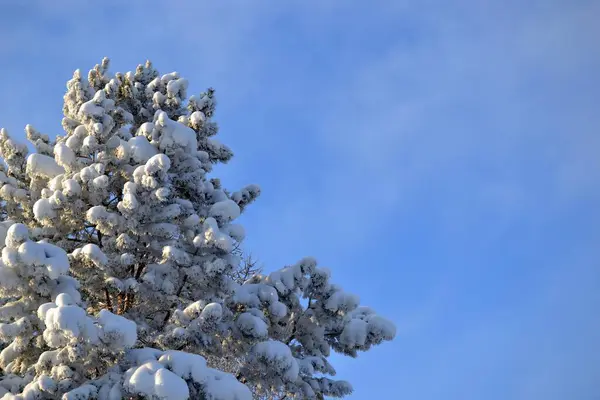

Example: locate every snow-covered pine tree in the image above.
[0,59,396,400]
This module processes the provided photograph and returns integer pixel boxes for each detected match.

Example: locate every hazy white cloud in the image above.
[258,0,600,251]
[1,2,598,399]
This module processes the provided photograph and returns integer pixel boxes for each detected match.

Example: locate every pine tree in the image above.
[0,59,396,400]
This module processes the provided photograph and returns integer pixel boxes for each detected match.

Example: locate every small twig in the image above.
[176,274,188,296]
[116,293,125,315]
[104,288,112,311]
[134,263,146,279]
[103,196,120,207]
[123,291,135,313]
[65,237,87,243]
[162,309,172,324]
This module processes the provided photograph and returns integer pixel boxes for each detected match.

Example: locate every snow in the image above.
[224,224,245,242]
[153,91,166,106]
[87,205,109,221]
[268,301,288,319]
[120,253,135,266]
[82,135,98,151]
[97,309,137,348]
[233,284,280,308]
[26,153,64,179]
[63,384,98,400]
[200,302,223,322]
[155,111,197,152]
[231,184,261,204]
[62,179,82,197]
[190,110,205,126]
[148,223,179,239]
[198,217,232,253]
[145,153,171,175]
[106,134,121,149]
[183,301,204,319]
[125,360,187,400]
[0,317,29,341]
[250,341,299,382]
[266,265,306,296]
[54,142,76,167]
[138,122,155,137]
[340,319,368,347]
[40,293,99,347]
[155,187,170,201]
[127,347,164,365]
[1,376,57,400]
[6,224,69,279]
[324,290,360,313]
[52,276,81,304]
[158,351,251,400]
[124,350,251,400]
[128,135,158,164]
[162,246,191,266]
[166,78,188,96]
[81,243,108,267]
[183,213,200,228]
[92,175,109,189]
[367,315,397,341]
[79,93,106,118]
[80,165,100,182]
[0,220,14,248]
[209,199,241,222]
[236,312,268,339]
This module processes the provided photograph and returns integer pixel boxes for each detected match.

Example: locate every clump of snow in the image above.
[190,110,205,126]
[62,178,81,197]
[92,174,109,189]
[145,153,171,175]
[0,220,14,249]
[3,224,70,279]
[200,302,223,321]
[324,290,360,313]
[62,384,98,400]
[236,312,268,339]
[223,224,245,242]
[124,350,251,400]
[54,142,76,168]
[249,341,299,383]
[195,217,232,253]
[26,154,64,179]
[128,136,158,164]
[154,111,197,153]
[232,284,280,309]
[339,319,368,348]
[97,309,137,348]
[39,293,98,348]
[209,199,240,223]
[124,360,188,400]
[80,243,107,267]
[3,222,25,248]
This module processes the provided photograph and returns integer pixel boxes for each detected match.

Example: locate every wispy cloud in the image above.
[1,1,599,399]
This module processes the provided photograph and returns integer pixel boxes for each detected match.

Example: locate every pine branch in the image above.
[104,287,112,311]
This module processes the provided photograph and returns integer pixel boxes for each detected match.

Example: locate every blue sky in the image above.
[1,1,599,399]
